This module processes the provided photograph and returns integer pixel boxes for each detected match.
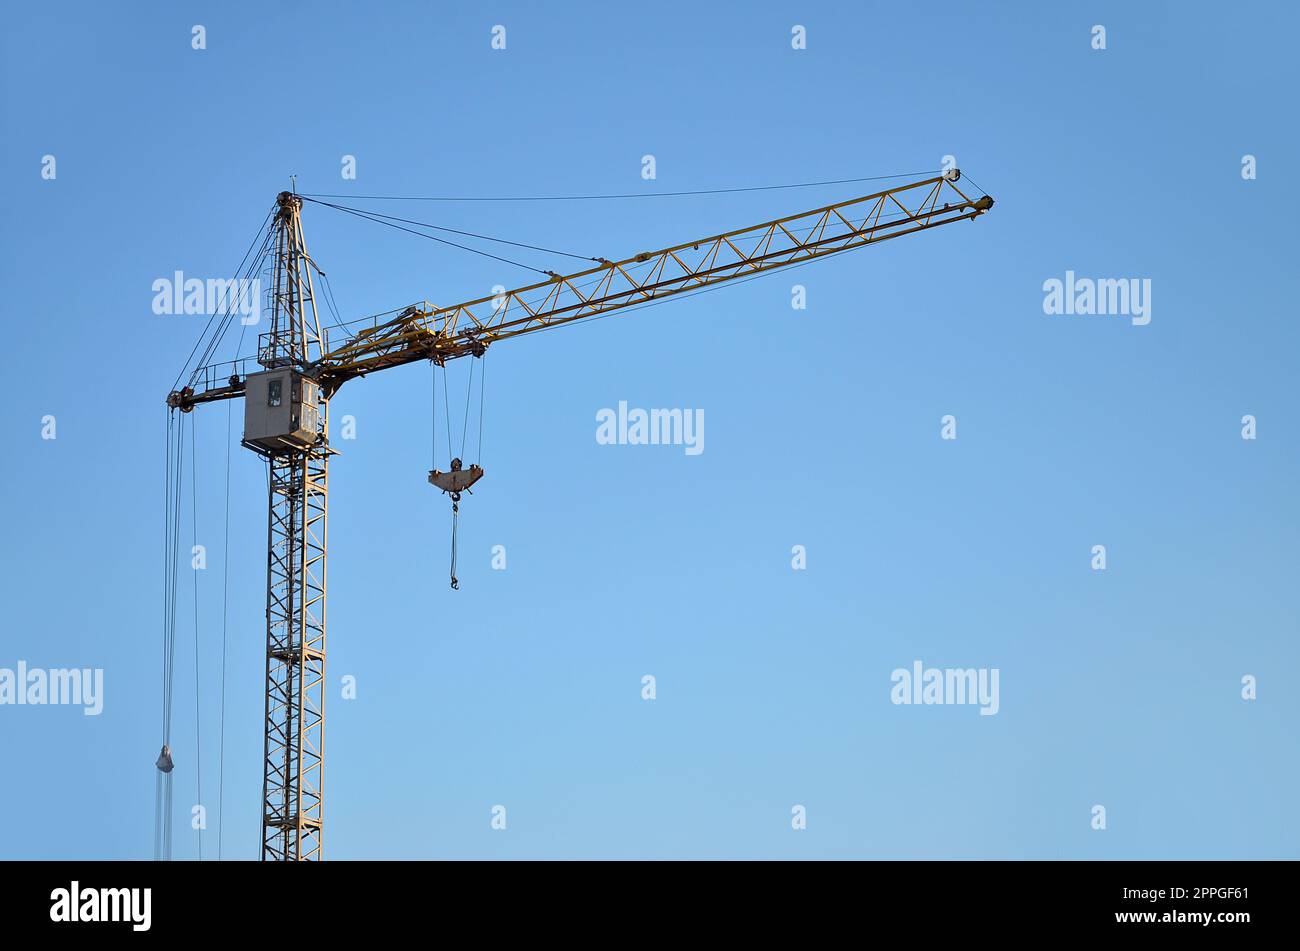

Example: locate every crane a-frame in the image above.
[164,170,994,860]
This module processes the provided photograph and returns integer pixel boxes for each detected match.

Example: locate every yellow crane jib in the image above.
[303,170,995,390]
[165,170,994,415]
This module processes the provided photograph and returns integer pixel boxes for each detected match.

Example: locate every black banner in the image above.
[0,860,1278,938]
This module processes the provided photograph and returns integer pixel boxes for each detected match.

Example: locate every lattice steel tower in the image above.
[251,191,329,860]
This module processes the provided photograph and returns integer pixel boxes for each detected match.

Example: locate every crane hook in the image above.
[429,460,483,591]
[449,495,460,590]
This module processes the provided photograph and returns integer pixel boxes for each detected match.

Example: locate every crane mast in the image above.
[257,192,329,861]
[165,171,994,860]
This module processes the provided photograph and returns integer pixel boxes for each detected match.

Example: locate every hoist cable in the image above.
[302,199,553,276]
[319,271,351,336]
[449,501,459,591]
[166,411,183,861]
[203,217,274,375]
[300,169,941,203]
[217,397,231,862]
[173,209,273,392]
[153,771,162,861]
[192,224,275,378]
[159,412,172,740]
[303,198,600,263]
[164,766,173,860]
[477,355,486,464]
[441,366,453,465]
[958,171,990,197]
[169,415,183,738]
[460,359,474,461]
[189,417,203,862]
[156,408,185,861]
[154,411,170,862]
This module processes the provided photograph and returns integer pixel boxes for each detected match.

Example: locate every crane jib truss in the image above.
[164,171,994,860]
[169,172,993,411]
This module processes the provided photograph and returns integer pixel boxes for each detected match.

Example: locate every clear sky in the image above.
[1,1,1296,860]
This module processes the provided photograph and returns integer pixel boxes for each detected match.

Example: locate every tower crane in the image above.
[163,169,994,861]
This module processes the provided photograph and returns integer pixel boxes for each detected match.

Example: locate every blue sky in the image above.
[1,1,1296,859]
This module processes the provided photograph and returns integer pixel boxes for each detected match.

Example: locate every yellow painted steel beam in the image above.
[169,172,992,410]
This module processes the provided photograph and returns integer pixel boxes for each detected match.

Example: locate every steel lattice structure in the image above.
[314,172,992,384]
[166,171,994,859]
[261,446,328,860]
[256,193,329,860]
